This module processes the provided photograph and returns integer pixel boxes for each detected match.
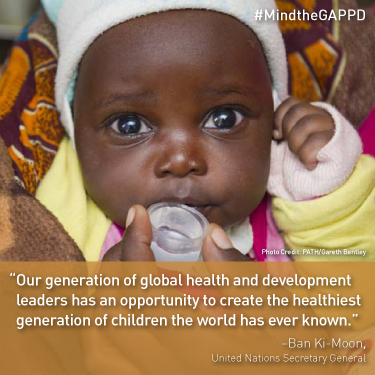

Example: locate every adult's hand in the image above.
[102,205,155,261]
[202,223,251,261]
[103,206,250,262]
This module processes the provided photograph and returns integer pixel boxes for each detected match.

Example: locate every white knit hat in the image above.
[42,0,288,143]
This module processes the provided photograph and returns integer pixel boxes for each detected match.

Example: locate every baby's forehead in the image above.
[75,11,272,110]
[77,10,271,96]
[82,10,267,69]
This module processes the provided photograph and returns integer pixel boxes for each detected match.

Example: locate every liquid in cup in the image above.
[147,203,209,261]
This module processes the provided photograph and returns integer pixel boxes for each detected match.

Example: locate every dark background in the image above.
[0,0,40,64]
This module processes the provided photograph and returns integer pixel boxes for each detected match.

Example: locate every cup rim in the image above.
[147,202,209,242]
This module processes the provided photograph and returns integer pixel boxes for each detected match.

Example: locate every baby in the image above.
[38,0,375,262]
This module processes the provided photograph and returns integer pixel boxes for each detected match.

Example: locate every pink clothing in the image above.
[100,223,123,261]
[359,106,375,157]
[267,103,363,201]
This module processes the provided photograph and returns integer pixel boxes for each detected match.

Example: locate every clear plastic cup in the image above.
[147,203,209,261]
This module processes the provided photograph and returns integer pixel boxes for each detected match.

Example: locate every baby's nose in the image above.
[154,141,208,178]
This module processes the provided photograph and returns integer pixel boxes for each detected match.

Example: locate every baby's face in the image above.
[74,10,274,229]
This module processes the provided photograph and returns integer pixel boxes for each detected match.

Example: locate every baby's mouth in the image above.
[152,196,214,217]
[184,203,212,215]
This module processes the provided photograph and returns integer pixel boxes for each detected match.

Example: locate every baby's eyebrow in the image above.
[98,90,156,108]
[199,85,257,100]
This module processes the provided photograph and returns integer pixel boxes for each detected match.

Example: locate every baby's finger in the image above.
[287,114,335,155]
[297,130,335,170]
[202,224,251,262]
[120,205,155,261]
[280,103,324,142]
[274,97,301,139]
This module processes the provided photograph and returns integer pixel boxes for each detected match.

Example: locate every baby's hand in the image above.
[103,206,250,262]
[274,98,335,170]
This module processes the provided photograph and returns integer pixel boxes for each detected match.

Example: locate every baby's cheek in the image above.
[79,163,131,226]
[220,162,269,226]
[235,175,267,215]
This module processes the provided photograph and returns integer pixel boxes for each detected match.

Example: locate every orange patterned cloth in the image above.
[276,0,344,102]
[0,11,62,195]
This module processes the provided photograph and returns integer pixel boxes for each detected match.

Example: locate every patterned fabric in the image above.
[0,135,84,260]
[0,11,62,195]
[276,0,344,102]
[331,0,375,127]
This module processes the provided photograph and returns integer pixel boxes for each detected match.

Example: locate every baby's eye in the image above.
[204,108,244,129]
[109,115,151,135]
